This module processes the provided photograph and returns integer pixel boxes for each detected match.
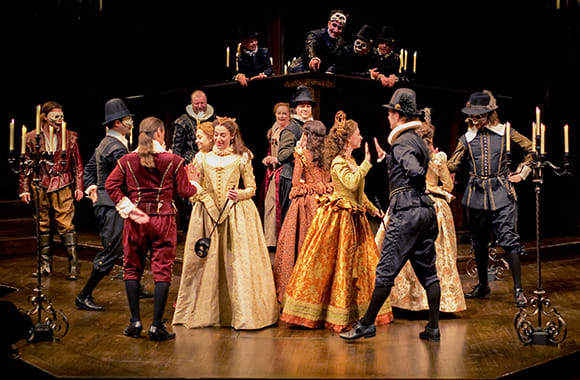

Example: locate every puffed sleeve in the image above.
[236,152,257,201]
[447,139,467,173]
[331,157,372,193]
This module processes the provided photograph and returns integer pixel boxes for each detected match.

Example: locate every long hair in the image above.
[416,121,435,149]
[138,116,165,168]
[212,117,253,157]
[322,118,358,170]
[302,120,327,168]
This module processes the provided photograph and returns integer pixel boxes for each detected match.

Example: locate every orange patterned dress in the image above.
[280,156,394,332]
[376,151,467,312]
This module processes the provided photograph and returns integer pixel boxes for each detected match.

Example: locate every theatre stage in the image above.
[2,247,579,379]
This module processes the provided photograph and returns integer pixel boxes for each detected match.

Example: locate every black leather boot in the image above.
[62,231,80,280]
[33,233,52,277]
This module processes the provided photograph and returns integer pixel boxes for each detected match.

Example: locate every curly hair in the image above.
[302,120,326,167]
[212,117,253,157]
[322,119,358,170]
[415,121,435,148]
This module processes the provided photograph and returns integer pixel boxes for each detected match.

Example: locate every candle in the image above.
[226,46,230,68]
[413,51,417,74]
[235,43,241,71]
[535,107,540,134]
[9,119,15,151]
[61,121,67,151]
[540,123,546,154]
[36,104,41,134]
[49,125,54,153]
[505,122,511,152]
[129,127,133,146]
[532,122,537,152]
[404,50,408,71]
[284,64,287,75]
[564,124,569,153]
[21,125,27,155]
[399,49,403,73]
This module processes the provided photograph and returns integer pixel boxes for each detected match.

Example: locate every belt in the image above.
[389,186,414,199]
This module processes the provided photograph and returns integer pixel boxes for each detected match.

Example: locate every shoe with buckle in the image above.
[75,295,104,311]
[465,283,490,299]
[515,288,527,308]
[124,320,143,338]
[149,322,176,341]
[419,325,441,341]
[339,320,376,340]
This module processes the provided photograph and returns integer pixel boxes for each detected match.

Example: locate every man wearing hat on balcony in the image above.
[76,98,135,311]
[330,24,377,77]
[289,9,348,73]
[277,85,316,224]
[447,90,533,308]
[370,26,400,88]
[233,28,274,87]
[340,88,441,342]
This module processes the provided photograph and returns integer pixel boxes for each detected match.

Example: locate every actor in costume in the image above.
[340,88,441,341]
[331,24,378,78]
[370,26,399,88]
[19,101,84,280]
[76,98,133,311]
[377,116,466,313]
[278,85,316,224]
[259,102,291,249]
[195,121,214,154]
[106,117,199,341]
[172,117,279,330]
[289,10,348,73]
[233,29,274,86]
[447,90,533,308]
[273,120,333,303]
[280,112,394,332]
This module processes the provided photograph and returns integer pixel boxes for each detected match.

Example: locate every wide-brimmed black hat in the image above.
[376,26,396,45]
[461,91,498,115]
[291,85,316,107]
[103,98,133,125]
[353,24,376,43]
[383,88,422,117]
[237,26,258,43]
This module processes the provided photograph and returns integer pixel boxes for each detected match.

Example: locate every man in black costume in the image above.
[331,24,377,77]
[340,88,441,342]
[233,29,274,86]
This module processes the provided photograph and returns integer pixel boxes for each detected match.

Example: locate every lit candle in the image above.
[235,43,241,71]
[535,107,540,134]
[505,122,511,152]
[9,119,15,152]
[532,122,537,152]
[284,64,287,75]
[540,123,546,154]
[21,125,27,155]
[564,124,569,153]
[413,51,417,74]
[226,46,230,68]
[36,104,41,134]
[61,121,67,151]
[49,125,54,153]
[404,50,408,71]
[399,49,403,73]
[129,127,133,146]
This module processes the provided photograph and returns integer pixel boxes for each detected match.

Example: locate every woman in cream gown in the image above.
[375,122,466,313]
[173,117,279,330]
[280,115,394,332]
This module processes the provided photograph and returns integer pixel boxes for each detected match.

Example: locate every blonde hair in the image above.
[197,121,214,139]
[138,116,164,168]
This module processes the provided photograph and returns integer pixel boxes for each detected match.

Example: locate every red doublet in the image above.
[106,151,196,283]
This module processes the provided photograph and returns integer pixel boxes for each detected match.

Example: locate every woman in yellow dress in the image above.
[280,112,394,332]
[173,117,279,330]
[376,121,466,313]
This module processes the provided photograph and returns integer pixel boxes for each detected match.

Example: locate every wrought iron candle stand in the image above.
[513,150,571,345]
[8,133,69,343]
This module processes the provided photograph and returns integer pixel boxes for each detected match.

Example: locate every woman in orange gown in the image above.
[280,113,394,332]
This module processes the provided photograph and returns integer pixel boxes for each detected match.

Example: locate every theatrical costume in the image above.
[447,91,533,306]
[273,147,333,303]
[378,151,466,312]
[280,155,394,332]
[171,103,216,164]
[290,27,346,73]
[173,147,279,330]
[19,119,84,279]
[331,25,377,78]
[236,46,274,79]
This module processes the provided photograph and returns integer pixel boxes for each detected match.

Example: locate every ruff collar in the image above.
[387,121,422,145]
[186,104,215,122]
[465,123,506,143]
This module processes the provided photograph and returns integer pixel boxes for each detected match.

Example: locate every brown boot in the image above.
[33,233,52,277]
[62,231,80,280]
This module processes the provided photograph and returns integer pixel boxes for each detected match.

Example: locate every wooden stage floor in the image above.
[1,252,579,379]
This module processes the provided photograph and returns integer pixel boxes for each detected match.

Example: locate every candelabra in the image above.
[513,149,571,345]
[8,133,69,343]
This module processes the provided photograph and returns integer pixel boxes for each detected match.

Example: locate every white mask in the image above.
[47,111,64,124]
[121,117,134,130]
[353,39,369,54]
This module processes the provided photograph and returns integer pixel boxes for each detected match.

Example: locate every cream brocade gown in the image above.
[376,151,466,312]
[173,151,279,330]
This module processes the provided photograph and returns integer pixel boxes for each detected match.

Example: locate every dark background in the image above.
[1,0,578,239]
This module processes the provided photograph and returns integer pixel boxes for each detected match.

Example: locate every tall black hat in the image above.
[291,85,316,107]
[353,24,376,43]
[383,88,422,117]
[103,98,133,126]
[461,91,498,115]
[376,26,396,45]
